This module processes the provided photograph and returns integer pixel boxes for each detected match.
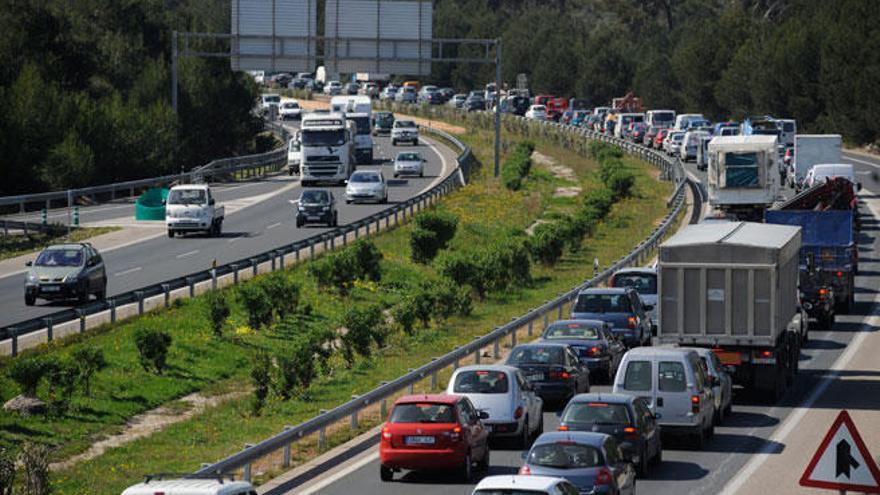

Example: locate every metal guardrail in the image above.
[193,110,688,481]
[0,122,291,215]
[0,125,468,350]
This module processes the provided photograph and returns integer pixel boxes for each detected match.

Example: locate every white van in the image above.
[681,130,710,161]
[615,113,645,139]
[122,476,256,495]
[803,163,860,190]
[674,113,704,131]
[612,347,715,447]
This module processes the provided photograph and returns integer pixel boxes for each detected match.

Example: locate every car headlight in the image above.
[63,272,80,283]
[322,206,330,211]
[26,273,38,283]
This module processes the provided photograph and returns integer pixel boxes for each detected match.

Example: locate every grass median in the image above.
[0,124,672,494]
[0,226,120,261]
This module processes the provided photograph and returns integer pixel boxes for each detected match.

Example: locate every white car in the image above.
[472,476,579,495]
[323,80,342,95]
[681,130,710,161]
[393,151,426,178]
[666,131,685,156]
[259,93,281,115]
[682,347,733,425]
[165,184,224,238]
[525,105,548,120]
[391,120,419,146]
[287,135,301,175]
[278,99,301,120]
[360,82,379,97]
[345,170,388,204]
[380,86,399,101]
[447,365,544,448]
[122,476,255,495]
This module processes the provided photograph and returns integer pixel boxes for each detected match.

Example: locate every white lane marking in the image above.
[176,250,199,259]
[296,450,379,495]
[113,266,142,277]
[843,153,880,169]
[718,198,880,495]
[421,137,453,194]
[228,236,243,243]
[267,222,282,230]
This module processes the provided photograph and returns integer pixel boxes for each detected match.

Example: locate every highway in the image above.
[286,148,880,495]
[0,126,457,330]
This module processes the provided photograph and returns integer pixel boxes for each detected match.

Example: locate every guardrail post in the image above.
[453,347,460,369]
[366,222,370,236]
[543,312,549,330]
[295,247,301,262]
[242,444,253,481]
[380,382,389,419]
[136,291,145,315]
[10,328,17,357]
[330,234,335,250]
[408,370,416,393]
[271,253,276,272]
[318,410,327,450]
[309,241,315,259]
[527,320,534,337]
[354,224,360,239]
[232,263,239,284]
[394,210,399,225]
[211,268,218,289]
[511,323,518,347]
[474,338,481,364]
[78,309,86,333]
[162,284,170,307]
[350,396,359,430]
[493,339,501,359]
[431,362,438,390]
[110,299,116,323]
[282,426,292,468]
[278,250,285,270]
[44,317,53,343]
[187,277,195,297]
[251,258,258,277]
[557,304,563,320]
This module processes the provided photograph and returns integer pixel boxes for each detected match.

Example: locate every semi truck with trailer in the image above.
[330,95,374,164]
[707,135,780,221]
[658,222,806,401]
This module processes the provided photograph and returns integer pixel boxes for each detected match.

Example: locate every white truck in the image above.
[331,95,374,164]
[658,222,806,401]
[707,135,780,221]
[165,184,224,238]
[645,109,676,128]
[789,134,842,190]
[674,113,704,131]
[299,112,355,186]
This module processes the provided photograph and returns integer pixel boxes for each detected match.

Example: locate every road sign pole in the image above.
[66,189,72,236]
[493,38,502,178]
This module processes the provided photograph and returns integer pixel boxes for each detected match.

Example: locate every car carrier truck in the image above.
[658,222,807,401]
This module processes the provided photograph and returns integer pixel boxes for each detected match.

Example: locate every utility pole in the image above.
[171,31,179,113]
[493,38,502,177]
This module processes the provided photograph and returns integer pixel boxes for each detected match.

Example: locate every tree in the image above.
[205,290,231,337]
[260,273,300,320]
[339,305,386,367]
[238,283,273,329]
[72,346,107,396]
[44,358,79,415]
[7,357,48,397]
[250,352,272,416]
[133,327,172,374]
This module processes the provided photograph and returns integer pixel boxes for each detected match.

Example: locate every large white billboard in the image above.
[324,0,432,76]
[231,0,318,72]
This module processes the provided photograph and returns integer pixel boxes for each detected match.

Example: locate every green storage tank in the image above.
[135,188,169,221]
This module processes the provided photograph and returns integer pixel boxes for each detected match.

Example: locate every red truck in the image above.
[533,95,569,121]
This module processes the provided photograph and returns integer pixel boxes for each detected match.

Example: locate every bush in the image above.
[430,279,473,321]
[339,305,386,367]
[411,210,459,263]
[410,227,440,263]
[497,237,531,285]
[71,346,107,396]
[391,299,418,335]
[250,353,272,415]
[20,443,49,495]
[436,250,492,299]
[501,143,534,191]
[133,327,172,374]
[589,141,623,162]
[581,188,616,221]
[260,272,300,319]
[350,240,383,282]
[607,168,636,199]
[44,358,79,415]
[204,290,231,337]
[309,250,357,294]
[238,283,273,329]
[529,223,566,266]
[7,357,48,397]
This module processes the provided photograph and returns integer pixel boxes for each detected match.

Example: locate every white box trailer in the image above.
[658,222,806,400]
[707,135,780,221]
[790,134,842,190]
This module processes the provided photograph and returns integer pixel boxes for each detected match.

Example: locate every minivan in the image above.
[612,347,715,448]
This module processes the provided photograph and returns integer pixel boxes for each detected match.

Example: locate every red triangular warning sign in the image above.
[800,410,880,493]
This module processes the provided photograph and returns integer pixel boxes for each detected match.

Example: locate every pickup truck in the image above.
[165,184,224,237]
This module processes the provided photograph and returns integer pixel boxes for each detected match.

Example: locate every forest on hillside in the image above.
[0,0,263,195]
[430,0,880,145]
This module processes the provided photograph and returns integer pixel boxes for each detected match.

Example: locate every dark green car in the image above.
[24,243,107,306]
[372,111,395,136]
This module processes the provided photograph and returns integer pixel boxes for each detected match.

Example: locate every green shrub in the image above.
[309,250,356,294]
[410,227,440,263]
[237,283,273,329]
[391,299,418,335]
[529,223,566,266]
[71,346,107,396]
[581,188,616,221]
[501,141,535,191]
[497,237,531,285]
[204,290,231,337]
[250,352,272,415]
[133,327,172,374]
[436,250,492,299]
[350,240,383,282]
[44,358,79,415]
[589,141,623,162]
[411,211,459,263]
[7,357,48,397]
[607,168,636,199]
[430,279,473,320]
[340,305,386,366]
[260,272,300,319]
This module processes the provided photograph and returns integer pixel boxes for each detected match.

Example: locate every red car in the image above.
[379,394,491,482]
[653,128,670,149]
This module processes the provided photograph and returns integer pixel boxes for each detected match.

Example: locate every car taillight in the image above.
[558,425,569,431]
[515,406,524,419]
[628,316,637,329]
[519,465,532,475]
[382,425,392,441]
[450,426,462,441]
[595,467,613,485]
[836,271,844,278]
[691,395,700,414]
[624,426,640,441]
[589,346,600,357]
[549,371,570,380]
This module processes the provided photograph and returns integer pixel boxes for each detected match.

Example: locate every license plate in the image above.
[526,373,544,381]
[715,351,742,366]
[405,436,435,445]
[307,216,321,220]
[41,285,60,292]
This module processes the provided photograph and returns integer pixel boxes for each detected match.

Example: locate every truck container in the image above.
[658,222,806,400]
[330,95,373,164]
[790,134,842,190]
[707,135,780,221]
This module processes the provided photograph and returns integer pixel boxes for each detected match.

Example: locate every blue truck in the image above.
[764,209,856,328]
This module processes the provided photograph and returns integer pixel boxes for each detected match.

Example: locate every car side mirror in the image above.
[555,410,563,418]
[87,258,96,267]
[857,182,862,191]
[25,261,32,267]
[643,304,654,311]
[520,451,529,460]
[478,410,490,420]
[209,198,215,206]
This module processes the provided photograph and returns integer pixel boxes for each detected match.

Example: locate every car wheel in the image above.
[332,213,338,227]
[638,448,649,477]
[707,421,715,438]
[419,171,424,178]
[391,139,397,145]
[393,173,398,178]
[379,465,393,482]
[518,418,531,449]
[25,294,36,306]
[167,230,174,238]
[693,427,705,450]
[724,400,733,418]
[460,452,473,482]
[296,219,303,228]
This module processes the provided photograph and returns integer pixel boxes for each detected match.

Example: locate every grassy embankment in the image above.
[0,226,119,261]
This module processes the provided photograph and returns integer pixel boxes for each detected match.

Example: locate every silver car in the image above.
[447,365,544,448]
[345,170,388,204]
[684,347,734,425]
[392,151,426,178]
[391,120,419,146]
[395,86,417,104]
[25,243,107,306]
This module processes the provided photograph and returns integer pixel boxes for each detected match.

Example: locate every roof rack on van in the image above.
[143,473,236,484]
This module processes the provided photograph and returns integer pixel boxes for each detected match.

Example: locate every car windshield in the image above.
[672,133,685,142]
[282,102,299,109]
[453,370,509,394]
[562,403,631,425]
[390,403,455,423]
[263,95,280,103]
[507,346,564,365]
[574,294,631,313]
[397,153,422,161]
[623,360,652,391]
[375,113,394,124]
[167,189,206,205]
[35,248,83,267]
[395,121,416,128]
[351,173,380,183]
[544,324,600,340]
[301,129,345,146]
[300,191,329,204]
[528,443,603,469]
[612,273,657,295]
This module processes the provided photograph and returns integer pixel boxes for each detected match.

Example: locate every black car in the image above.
[372,111,395,136]
[295,189,338,228]
[24,243,107,306]
[558,393,662,477]
[465,95,485,112]
[505,343,590,406]
[538,319,626,384]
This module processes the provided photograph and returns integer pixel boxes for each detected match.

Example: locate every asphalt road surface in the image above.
[0,128,457,330]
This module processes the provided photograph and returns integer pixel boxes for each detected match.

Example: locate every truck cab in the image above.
[707,135,780,221]
[165,184,224,237]
[299,112,355,186]
[331,95,374,164]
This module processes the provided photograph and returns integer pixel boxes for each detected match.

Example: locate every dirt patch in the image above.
[553,186,583,198]
[532,151,577,182]
[50,390,245,471]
